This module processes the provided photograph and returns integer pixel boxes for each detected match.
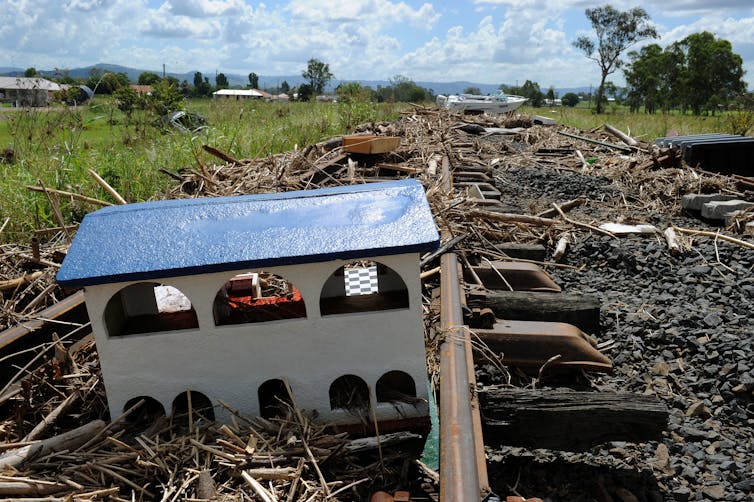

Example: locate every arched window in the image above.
[258,379,293,419]
[172,390,215,422]
[376,371,417,403]
[320,261,409,316]
[104,283,198,337]
[213,271,306,326]
[123,396,166,424]
[329,374,370,412]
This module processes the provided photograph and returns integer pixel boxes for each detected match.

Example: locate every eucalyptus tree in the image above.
[573,4,658,113]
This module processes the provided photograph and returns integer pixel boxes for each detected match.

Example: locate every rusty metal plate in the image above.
[471,320,612,373]
[465,261,561,292]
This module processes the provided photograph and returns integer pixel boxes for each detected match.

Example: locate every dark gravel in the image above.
[482,165,754,502]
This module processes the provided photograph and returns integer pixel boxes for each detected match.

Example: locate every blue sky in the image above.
[2,0,753,89]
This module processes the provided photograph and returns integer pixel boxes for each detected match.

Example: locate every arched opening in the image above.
[104,283,198,337]
[329,374,370,412]
[258,379,293,419]
[123,396,166,425]
[320,261,409,316]
[172,390,215,422]
[213,271,306,326]
[376,371,417,403]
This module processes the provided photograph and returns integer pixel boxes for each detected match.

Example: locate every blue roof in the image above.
[57,180,440,287]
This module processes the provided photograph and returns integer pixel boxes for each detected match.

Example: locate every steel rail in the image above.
[438,156,489,501]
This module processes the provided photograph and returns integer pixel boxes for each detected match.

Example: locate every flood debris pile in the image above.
[1,106,753,500]
[0,335,423,500]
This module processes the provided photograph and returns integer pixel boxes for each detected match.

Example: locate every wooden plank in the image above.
[467,290,600,334]
[342,135,400,154]
[0,291,89,386]
[479,387,668,451]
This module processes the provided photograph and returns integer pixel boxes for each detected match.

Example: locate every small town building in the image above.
[212,88,263,100]
[0,77,61,107]
[57,180,439,433]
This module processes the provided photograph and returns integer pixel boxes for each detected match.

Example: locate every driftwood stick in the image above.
[537,198,585,219]
[37,180,72,243]
[552,203,616,238]
[0,217,9,236]
[0,271,43,292]
[673,226,754,250]
[88,169,127,204]
[604,123,638,146]
[0,420,105,469]
[88,463,156,499]
[242,471,277,502]
[26,185,112,207]
[283,380,330,499]
[575,150,589,169]
[23,393,79,442]
[663,227,682,255]
[552,233,571,262]
[469,209,559,226]
[0,480,69,496]
[244,467,299,481]
[203,144,241,164]
[76,398,145,452]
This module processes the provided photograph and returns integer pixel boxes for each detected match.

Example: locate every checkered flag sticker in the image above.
[345,266,379,296]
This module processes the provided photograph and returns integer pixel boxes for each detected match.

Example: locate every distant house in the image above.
[129,84,153,95]
[0,77,61,107]
[212,89,263,100]
[254,89,273,100]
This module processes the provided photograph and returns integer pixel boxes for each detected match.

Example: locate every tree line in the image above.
[573,4,749,115]
[21,58,436,104]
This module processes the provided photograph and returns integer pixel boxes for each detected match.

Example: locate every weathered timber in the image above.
[479,387,669,451]
[420,234,467,267]
[536,197,585,219]
[0,420,105,469]
[203,144,241,164]
[492,243,547,262]
[467,290,600,335]
[604,123,638,147]
[0,290,89,386]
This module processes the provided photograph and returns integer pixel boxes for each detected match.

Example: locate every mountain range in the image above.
[0,63,591,96]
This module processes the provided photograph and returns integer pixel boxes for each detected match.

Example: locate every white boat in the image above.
[436,91,528,114]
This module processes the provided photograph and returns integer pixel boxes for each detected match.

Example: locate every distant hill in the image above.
[0,63,591,96]
[0,67,24,76]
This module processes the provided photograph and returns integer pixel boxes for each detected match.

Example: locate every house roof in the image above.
[57,180,440,287]
[0,77,61,91]
[213,88,263,97]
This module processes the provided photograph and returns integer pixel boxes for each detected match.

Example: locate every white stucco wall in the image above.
[84,253,429,424]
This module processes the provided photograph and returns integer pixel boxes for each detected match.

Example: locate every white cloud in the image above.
[163,0,248,18]
[141,16,222,38]
[0,0,751,88]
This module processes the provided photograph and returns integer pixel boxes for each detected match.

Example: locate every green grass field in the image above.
[0,98,401,242]
[0,97,749,243]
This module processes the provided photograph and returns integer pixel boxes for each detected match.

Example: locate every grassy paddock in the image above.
[0,98,402,243]
[1,98,750,243]
[525,103,752,140]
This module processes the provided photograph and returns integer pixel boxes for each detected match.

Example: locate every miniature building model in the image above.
[57,180,440,432]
